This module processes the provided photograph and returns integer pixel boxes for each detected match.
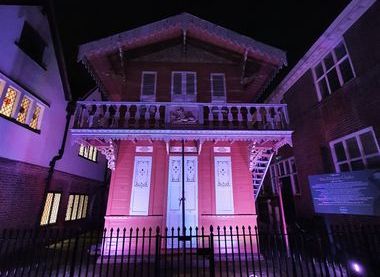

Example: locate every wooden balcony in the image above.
[73,101,290,131]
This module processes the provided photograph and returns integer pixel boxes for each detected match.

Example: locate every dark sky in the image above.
[53,0,351,100]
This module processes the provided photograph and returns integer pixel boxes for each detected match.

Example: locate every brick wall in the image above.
[280,2,380,219]
[0,157,106,229]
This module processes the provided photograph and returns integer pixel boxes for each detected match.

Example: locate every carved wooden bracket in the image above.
[98,139,118,170]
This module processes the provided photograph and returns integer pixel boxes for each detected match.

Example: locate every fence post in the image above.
[69,229,80,277]
[209,226,215,277]
[154,226,161,277]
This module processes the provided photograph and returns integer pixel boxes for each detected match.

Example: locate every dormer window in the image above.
[17,22,46,69]
[211,73,226,102]
[140,72,157,101]
[313,41,355,101]
[171,71,196,102]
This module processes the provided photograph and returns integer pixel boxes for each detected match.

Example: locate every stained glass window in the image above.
[65,194,89,221]
[79,144,97,162]
[40,192,61,225]
[0,87,18,117]
[29,105,41,129]
[16,96,31,123]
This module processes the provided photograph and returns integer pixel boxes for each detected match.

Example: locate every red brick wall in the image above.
[109,61,255,103]
[0,157,105,229]
[280,2,380,219]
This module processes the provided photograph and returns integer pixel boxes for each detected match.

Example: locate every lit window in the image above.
[0,87,18,117]
[65,194,89,221]
[16,96,31,123]
[313,41,355,101]
[211,73,226,102]
[171,71,196,101]
[29,105,42,129]
[40,192,61,225]
[330,127,380,172]
[79,144,97,162]
[269,157,300,195]
[141,72,157,101]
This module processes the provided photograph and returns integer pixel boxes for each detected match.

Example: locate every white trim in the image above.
[329,126,380,172]
[267,0,376,103]
[214,156,234,214]
[140,71,157,102]
[71,128,293,142]
[171,71,197,102]
[130,156,153,215]
[270,156,300,195]
[312,40,356,101]
[210,73,227,102]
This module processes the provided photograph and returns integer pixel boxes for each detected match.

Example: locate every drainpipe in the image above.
[36,101,76,229]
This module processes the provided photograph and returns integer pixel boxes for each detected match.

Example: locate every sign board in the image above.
[309,170,380,216]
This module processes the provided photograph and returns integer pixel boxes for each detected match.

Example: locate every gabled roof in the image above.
[266,0,375,103]
[78,12,286,66]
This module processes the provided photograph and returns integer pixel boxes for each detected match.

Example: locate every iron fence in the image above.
[0,225,379,276]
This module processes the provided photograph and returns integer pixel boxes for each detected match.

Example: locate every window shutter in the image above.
[212,74,226,97]
[141,73,156,96]
[172,73,182,95]
[186,73,195,95]
[214,156,234,214]
[130,156,153,215]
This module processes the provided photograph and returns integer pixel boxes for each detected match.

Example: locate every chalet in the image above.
[73,12,292,239]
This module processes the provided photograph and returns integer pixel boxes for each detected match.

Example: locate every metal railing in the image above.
[0,224,379,276]
[72,101,289,131]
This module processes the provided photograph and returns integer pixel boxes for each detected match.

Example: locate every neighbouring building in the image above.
[72,11,292,248]
[0,5,107,229]
[264,0,380,227]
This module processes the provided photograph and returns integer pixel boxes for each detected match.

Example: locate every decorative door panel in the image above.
[167,156,198,247]
[129,156,152,215]
[214,156,234,214]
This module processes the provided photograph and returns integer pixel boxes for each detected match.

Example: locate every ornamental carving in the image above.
[170,159,181,182]
[134,160,150,188]
[169,107,198,124]
[186,159,196,182]
[98,139,118,170]
[216,160,231,187]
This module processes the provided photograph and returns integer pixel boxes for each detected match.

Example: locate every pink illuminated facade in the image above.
[72,13,292,237]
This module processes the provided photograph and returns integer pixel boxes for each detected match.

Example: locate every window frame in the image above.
[15,21,47,70]
[78,143,98,163]
[0,73,47,133]
[171,71,197,102]
[40,192,62,226]
[329,127,380,173]
[270,157,300,196]
[210,73,227,102]
[65,194,89,221]
[312,40,356,101]
[140,71,157,102]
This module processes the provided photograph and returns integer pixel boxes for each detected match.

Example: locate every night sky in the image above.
[52,0,351,100]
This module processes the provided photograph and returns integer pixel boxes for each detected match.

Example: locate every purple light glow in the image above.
[350,260,364,275]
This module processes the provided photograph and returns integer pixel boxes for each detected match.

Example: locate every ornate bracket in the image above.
[98,139,118,170]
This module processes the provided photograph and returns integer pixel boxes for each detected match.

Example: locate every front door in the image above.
[167,156,198,246]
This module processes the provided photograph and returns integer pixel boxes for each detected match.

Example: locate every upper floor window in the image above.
[65,194,89,221]
[0,74,46,132]
[17,22,46,68]
[0,87,19,117]
[40,192,61,225]
[330,127,380,172]
[140,71,157,101]
[79,144,98,162]
[313,41,355,101]
[211,73,226,102]
[269,157,300,195]
[171,71,196,102]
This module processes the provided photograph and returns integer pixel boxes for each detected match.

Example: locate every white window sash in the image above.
[210,73,226,102]
[140,71,157,101]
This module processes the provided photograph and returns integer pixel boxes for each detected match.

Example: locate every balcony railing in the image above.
[73,101,289,131]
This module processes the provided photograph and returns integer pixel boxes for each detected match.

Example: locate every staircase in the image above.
[249,147,274,200]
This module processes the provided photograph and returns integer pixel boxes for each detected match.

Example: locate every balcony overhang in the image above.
[71,128,292,143]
